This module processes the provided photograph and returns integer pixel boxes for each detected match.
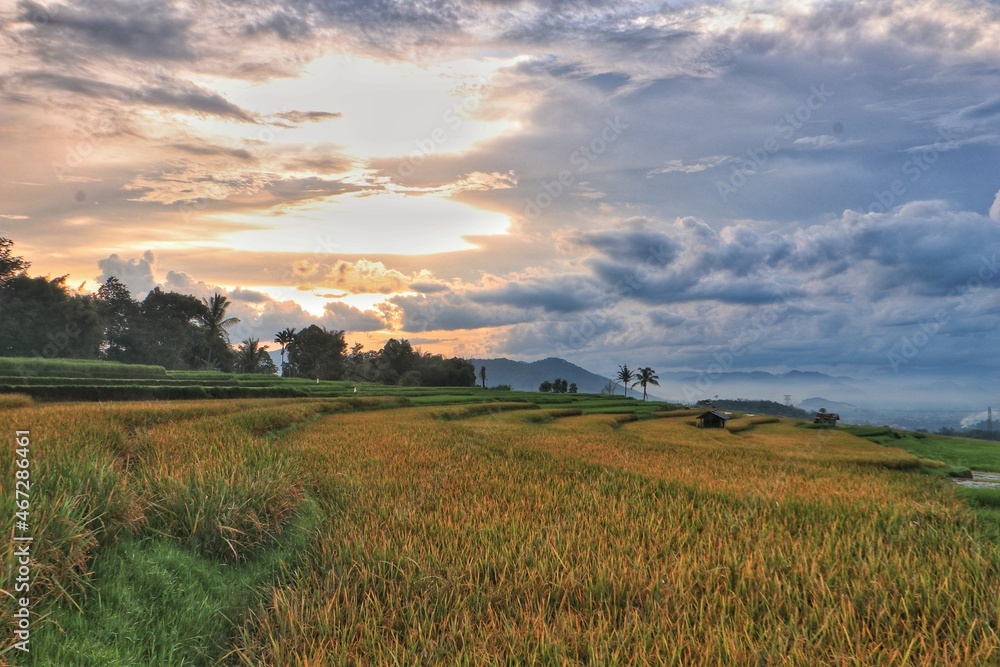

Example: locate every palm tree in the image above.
[198,293,240,368]
[616,364,635,398]
[274,327,296,376]
[236,338,269,374]
[479,365,487,389]
[632,367,660,401]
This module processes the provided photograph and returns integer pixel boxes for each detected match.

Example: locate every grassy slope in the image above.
[2,398,998,665]
[842,425,1000,473]
[842,424,1000,528]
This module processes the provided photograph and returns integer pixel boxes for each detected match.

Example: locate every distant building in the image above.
[814,412,840,426]
[696,399,715,408]
[697,411,730,429]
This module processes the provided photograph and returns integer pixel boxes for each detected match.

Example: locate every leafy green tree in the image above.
[539,380,553,392]
[0,274,102,359]
[287,325,346,380]
[479,365,487,389]
[632,367,660,401]
[616,364,635,398]
[96,276,139,361]
[569,383,578,394]
[133,288,211,369]
[381,338,418,377]
[411,351,475,386]
[0,237,30,289]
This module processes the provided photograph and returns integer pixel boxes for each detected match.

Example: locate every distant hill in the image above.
[469,357,614,394]
[799,397,857,412]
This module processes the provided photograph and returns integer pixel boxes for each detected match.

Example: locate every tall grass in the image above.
[3,399,998,665]
[229,409,1000,665]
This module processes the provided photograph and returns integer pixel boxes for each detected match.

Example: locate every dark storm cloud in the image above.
[18,0,195,60]
[22,71,257,121]
[469,276,602,313]
[391,293,534,332]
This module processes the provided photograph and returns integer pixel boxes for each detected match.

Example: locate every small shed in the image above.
[814,412,840,426]
[697,411,730,429]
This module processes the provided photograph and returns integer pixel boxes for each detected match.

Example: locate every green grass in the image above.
[28,498,322,667]
[843,426,1000,473]
[0,357,167,379]
[958,486,1000,509]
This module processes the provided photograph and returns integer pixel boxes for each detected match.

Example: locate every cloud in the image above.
[18,0,196,61]
[21,71,257,121]
[469,276,602,313]
[124,169,364,206]
[170,142,255,161]
[96,250,156,296]
[390,292,534,332]
[291,259,428,294]
[647,156,732,175]
[6,0,1000,388]
[320,301,386,332]
[793,135,861,150]
[273,110,342,124]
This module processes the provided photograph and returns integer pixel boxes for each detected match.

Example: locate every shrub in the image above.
[142,451,303,562]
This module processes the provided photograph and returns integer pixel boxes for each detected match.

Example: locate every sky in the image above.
[1,0,999,397]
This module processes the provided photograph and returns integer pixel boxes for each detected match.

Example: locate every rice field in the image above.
[1,396,998,665]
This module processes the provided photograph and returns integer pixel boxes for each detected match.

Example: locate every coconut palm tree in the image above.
[616,364,635,398]
[632,367,660,401]
[274,327,297,376]
[198,293,240,369]
[236,338,271,374]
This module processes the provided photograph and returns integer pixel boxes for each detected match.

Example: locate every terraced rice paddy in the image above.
[1,395,998,665]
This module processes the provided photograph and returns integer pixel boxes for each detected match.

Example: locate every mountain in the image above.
[649,369,866,405]
[469,357,614,394]
[799,397,858,411]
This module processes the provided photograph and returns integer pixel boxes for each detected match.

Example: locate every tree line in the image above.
[0,238,475,386]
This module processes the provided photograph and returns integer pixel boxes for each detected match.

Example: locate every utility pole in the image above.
[989,406,993,438]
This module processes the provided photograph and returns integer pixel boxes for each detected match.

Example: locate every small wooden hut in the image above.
[813,412,840,426]
[697,411,730,429]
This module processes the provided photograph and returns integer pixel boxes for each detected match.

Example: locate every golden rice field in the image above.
[1,396,999,665]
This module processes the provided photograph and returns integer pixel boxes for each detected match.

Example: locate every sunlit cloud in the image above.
[220,190,511,255]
